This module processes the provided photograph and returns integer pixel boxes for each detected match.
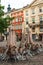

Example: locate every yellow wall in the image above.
[22,0,43,34]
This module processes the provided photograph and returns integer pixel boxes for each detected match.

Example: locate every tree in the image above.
[0,2,13,41]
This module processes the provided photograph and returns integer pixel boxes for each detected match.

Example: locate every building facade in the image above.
[23,0,43,43]
[11,9,24,41]
[4,0,43,44]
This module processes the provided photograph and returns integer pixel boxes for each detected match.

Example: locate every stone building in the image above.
[3,0,43,45]
[22,0,43,44]
[11,8,24,41]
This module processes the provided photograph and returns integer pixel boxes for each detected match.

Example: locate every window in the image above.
[32,27,35,32]
[40,16,43,21]
[39,9,42,12]
[32,34,36,41]
[19,17,22,22]
[39,8,42,12]
[40,26,43,32]
[32,34,42,41]
[14,25,22,30]
[16,33,22,41]
[40,16,43,24]
[14,26,19,29]
[32,9,35,14]
[19,25,22,29]
[16,18,18,22]
[32,18,35,23]
[26,18,28,24]
[39,34,42,41]
[26,11,28,16]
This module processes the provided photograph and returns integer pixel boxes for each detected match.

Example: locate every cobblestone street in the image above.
[0,41,43,65]
[0,52,43,65]
[0,61,43,65]
[0,40,7,47]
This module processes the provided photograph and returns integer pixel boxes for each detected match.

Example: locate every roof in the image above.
[23,4,29,9]
[29,0,37,7]
[11,8,23,13]
[4,0,38,14]
[23,0,37,9]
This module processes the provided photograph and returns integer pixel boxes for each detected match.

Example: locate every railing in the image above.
[29,22,39,26]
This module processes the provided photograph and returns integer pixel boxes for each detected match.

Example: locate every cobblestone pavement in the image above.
[0,40,7,47]
[0,52,43,65]
[0,60,43,65]
[0,41,43,65]
[0,40,20,47]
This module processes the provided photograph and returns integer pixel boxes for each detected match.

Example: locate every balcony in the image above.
[14,25,22,30]
[29,22,40,28]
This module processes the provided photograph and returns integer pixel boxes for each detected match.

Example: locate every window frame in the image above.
[32,18,35,23]
[32,9,35,14]
[25,18,28,24]
[25,10,28,16]
[16,17,18,22]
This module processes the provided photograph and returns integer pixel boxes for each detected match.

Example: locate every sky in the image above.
[1,0,33,12]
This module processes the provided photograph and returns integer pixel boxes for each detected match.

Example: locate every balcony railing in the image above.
[29,22,39,27]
